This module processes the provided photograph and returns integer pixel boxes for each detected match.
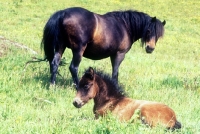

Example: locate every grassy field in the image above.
[0,0,200,133]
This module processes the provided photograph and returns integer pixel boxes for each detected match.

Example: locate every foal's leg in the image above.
[50,52,62,85]
[110,52,125,82]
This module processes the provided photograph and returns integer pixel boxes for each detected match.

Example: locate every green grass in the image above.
[0,0,200,133]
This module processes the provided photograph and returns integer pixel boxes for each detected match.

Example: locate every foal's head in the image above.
[142,17,166,53]
[73,67,97,108]
[73,67,126,108]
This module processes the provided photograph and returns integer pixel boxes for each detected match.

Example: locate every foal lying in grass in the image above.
[73,67,181,130]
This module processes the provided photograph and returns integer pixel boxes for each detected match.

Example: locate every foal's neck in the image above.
[93,75,110,107]
[93,75,124,117]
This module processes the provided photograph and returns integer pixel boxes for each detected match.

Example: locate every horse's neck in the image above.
[126,15,148,42]
[131,22,146,41]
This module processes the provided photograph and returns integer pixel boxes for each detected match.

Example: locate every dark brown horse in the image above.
[41,7,166,88]
[73,67,181,130]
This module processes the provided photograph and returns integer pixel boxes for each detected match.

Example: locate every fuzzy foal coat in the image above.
[73,68,181,130]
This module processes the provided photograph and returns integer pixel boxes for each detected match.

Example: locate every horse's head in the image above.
[73,67,97,108]
[142,17,166,53]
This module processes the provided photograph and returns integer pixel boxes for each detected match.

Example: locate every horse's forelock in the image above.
[152,19,165,39]
[141,18,165,45]
[155,20,165,39]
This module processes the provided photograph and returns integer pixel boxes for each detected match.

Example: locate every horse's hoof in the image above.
[72,83,78,90]
[49,83,56,90]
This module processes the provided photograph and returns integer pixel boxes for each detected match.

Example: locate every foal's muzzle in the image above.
[73,98,84,108]
[145,45,155,53]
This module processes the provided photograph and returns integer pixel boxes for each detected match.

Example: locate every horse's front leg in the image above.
[110,52,125,83]
[50,52,61,85]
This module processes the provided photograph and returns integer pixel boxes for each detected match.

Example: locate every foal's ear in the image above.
[85,67,94,80]
[162,20,166,26]
[151,17,157,22]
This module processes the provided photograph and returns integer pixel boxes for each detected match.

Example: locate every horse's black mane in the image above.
[93,69,127,98]
[105,10,165,46]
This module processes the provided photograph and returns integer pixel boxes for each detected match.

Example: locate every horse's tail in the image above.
[41,9,66,62]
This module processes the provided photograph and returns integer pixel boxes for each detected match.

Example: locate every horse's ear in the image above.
[162,20,166,26]
[151,17,157,22]
[85,67,94,80]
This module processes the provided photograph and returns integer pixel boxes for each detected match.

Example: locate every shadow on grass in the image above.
[35,72,75,90]
[22,58,77,90]
[22,67,76,90]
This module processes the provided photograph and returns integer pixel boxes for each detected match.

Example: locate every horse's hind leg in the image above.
[110,52,125,82]
[50,52,61,85]
[69,54,81,89]
[69,46,86,89]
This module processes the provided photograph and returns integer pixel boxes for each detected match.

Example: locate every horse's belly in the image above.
[83,51,111,60]
[83,45,117,60]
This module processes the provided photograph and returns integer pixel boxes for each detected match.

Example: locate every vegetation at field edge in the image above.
[0,0,200,133]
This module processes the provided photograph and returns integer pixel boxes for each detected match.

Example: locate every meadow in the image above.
[0,0,200,133]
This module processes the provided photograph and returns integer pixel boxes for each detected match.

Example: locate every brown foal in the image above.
[73,67,181,130]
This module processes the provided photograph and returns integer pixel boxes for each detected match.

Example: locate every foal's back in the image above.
[112,98,181,129]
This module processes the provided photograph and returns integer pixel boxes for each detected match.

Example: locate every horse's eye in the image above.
[146,31,150,39]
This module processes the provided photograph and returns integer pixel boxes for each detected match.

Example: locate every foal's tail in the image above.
[174,121,181,129]
[41,9,66,62]
[171,121,181,130]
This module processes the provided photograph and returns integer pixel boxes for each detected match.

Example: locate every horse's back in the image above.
[62,7,97,45]
[83,13,132,59]
[92,14,130,47]
[63,7,95,23]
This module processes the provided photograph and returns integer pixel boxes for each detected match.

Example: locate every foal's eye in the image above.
[83,85,90,90]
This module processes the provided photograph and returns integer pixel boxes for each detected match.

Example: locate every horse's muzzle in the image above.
[145,45,155,53]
